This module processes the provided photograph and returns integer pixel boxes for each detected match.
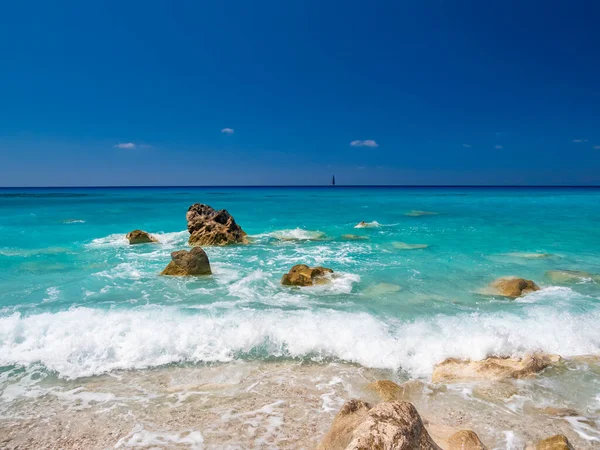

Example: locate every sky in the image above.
[1,1,599,186]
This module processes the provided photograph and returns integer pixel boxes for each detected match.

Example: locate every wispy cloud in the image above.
[114,142,136,149]
[594,145,600,150]
[494,145,503,149]
[572,139,588,143]
[221,128,235,134]
[462,144,472,148]
[350,139,379,148]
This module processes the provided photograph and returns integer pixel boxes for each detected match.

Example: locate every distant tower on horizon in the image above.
[331,175,336,186]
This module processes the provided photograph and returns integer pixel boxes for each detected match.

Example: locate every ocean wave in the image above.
[253,228,326,241]
[354,221,380,228]
[87,230,188,249]
[1,304,600,379]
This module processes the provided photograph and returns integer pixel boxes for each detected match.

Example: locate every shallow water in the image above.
[1,186,600,448]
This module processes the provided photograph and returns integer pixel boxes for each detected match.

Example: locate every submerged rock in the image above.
[535,435,574,450]
[447,430,486,450]
[364,283,402,296]
[405,210,439,217]
[366,380,404,402]
[546,269,600,284]
[505,252,554,259]
[186,203,247,246]
[488,276,540,298]
[318,400,441,450]
[161,247,212,276]
[342,234,369,240]
[432,354,560,383]
[281,264,334,286]
[126,229,158,244]
[392,242,429,250]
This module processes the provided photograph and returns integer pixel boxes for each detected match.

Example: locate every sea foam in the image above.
[1,303,599,380]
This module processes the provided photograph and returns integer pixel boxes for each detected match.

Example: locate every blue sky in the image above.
[1,1,599,186]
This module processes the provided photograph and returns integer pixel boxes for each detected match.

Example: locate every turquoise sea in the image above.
[1,186,600,448]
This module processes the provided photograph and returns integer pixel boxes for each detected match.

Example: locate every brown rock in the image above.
[318,399,373,450]
[447,430,486,450]
[160,247,211,276]
[536,435,574,450]
[489,276,540,297]
[342,234,369,240]
[281,264,334,286]
[126,229,157,244]
[536,407,579,417]
[186,203,247,246]
[367,380,404,402]
[432,354,560,383]
[346,401,441,450]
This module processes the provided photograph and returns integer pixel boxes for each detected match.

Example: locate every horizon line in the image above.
[2,184,600,189]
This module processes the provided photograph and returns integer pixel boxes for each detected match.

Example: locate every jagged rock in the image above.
[318,399,373,450]
[535,435,574,450]
[160,247,211,276]
[447,430,486,450]
[488,276,540,297]
[432,354,560,383]
[186,203,246,246]
[126,229,157,244]
[546,269,600,284]
[281,264,333,286]
[346,401,441,450]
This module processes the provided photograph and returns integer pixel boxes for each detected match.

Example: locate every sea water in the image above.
[1,186,599,448]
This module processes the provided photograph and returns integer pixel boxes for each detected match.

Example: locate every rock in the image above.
[281,264,334,286]
[505,252,554,259]
[364,283,402,296]
[405,210,438,217]
[126,229,157,244]
[354,221,380,228]
[346,401,441,450]
[447,430,486,450]
[392,242,429,250]
[160,247,211,276]
[535,435,574,450]
[317,399,373,450]
[546,270,600,284]
[472,382,519,402]
[342,234,369,240]
[488,276,540,297]
[186,203,246,246]
[536,407,579,417]
[432,354,560,383]
[366,380,404,402]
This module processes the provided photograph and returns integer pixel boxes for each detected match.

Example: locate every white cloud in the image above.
[462,144,472,148]
[114,142,136,149]
[221,128,235,134]
[572,139,588,143]
[494,145,503,149]
[350,139,379,148]
[594,145,600,150]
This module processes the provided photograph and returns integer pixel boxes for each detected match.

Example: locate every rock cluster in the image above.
[126,229,157,244]
[160,247,212,276]
[186,203,247,246]
[281,264,334,286]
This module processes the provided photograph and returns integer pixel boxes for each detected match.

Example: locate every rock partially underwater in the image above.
[546,269,600,284]
[186,203,247,246]
[486,276,540,298]
[534,435,574,450]
[432,354,560,383]
[447,430,487,450]
[354,221,380,228]
[392,241,429,250]
[126,229,158,244]
[161,247,212,276]
[281,264,334,286]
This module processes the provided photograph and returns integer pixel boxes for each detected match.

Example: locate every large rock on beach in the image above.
[281,264,333,286]
[126,229,157,244]
[432,354,560,383]
[488,276,540,298]
[546,269,600,284]
[319,400,441,450]
[535,435,574,450]
[186,203,246,246]
[447,430,487,450]
[161,247,211,276]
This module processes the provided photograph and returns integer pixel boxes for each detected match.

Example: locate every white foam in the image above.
[115,425,204,449]
[42,287,60,303]
[2,303,600,380]
[354,221,380,228]
[254,228,326,241]
[87,230,188,249]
